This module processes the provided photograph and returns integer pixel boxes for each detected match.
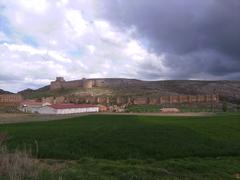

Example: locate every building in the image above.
[37,104,99,114]
[19,100,51,113]
[160,108,180,113]
[50,77,106,91]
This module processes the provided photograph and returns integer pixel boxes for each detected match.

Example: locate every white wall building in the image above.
[19,100,51,113]
[37,104,99,115]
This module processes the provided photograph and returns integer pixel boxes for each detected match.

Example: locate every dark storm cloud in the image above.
[100,0,240,79]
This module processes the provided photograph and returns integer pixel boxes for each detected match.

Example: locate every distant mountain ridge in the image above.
[0,89,13,95]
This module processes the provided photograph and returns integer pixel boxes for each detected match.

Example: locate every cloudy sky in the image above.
[0,0,240,92]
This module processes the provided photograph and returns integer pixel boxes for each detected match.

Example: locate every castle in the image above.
[50,77,106,90]
[49,77,219,105]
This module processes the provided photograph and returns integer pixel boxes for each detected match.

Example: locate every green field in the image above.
[1,114,240,179]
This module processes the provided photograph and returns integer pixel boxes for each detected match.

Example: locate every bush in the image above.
[222,102,228,112]
[237,104,240,112]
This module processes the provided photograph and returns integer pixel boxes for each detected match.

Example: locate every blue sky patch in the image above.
[0,15,12,36]
[68,49,84,57]
[22,35,38,47]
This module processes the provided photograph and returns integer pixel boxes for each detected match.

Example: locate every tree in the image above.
[222,102,228,112]
[237,104,240,112]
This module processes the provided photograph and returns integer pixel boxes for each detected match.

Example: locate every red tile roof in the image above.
[49,104,98,109]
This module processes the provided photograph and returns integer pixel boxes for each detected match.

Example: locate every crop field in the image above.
[0,113,240,179]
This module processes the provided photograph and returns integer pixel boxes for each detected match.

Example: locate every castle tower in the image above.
[50,77,65,91]
[56,77,65,82]
[83,79,93,89]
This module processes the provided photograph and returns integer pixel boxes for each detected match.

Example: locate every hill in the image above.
[0,89,13,94]
[18,79,240,103]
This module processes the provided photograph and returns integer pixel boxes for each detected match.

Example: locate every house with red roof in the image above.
[37,104,99,114]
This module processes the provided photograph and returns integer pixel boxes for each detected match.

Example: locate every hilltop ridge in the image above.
[17,77,240,103]
[0,89,13,95]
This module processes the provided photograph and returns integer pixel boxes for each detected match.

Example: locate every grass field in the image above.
[0,113,240,179]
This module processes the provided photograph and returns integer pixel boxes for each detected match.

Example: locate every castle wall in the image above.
[96,97,110,104]
[133,97,149,105]
[160,96,170,104]
[48,78,219,106]
[0,94,23,105]
[40,94,219,107]
[189,95,197,103]
[171,96,179,104]
[61,80,82,89]
[50,82,62,91]
[95,79,106,87]
[149,97,159,105]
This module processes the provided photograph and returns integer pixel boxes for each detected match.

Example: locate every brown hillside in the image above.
[19,79,240,103]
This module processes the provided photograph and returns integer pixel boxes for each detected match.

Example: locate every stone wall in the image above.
[41,94,219,106]
[133,97,149,105]
[116,95,219,105]
[0,94,23,105]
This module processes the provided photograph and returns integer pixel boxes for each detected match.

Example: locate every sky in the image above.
[0,0,240,92]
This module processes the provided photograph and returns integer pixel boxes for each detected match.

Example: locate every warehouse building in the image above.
[37,104,99,114]
[19,100,51,113]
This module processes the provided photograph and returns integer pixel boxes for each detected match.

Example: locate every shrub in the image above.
[0,133,39,180]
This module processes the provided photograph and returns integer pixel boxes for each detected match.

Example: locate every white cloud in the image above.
[0,0,167,92]
[3,43,72,63]
[65,9,88,38]
[18,0,49,14]
[86,45,96,54]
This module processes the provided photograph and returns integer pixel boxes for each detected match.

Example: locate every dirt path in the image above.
[0,112,215,124]
[98,112,215,117]
[0,113,87,124]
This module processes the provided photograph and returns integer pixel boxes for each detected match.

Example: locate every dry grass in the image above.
[0,133,39,180]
